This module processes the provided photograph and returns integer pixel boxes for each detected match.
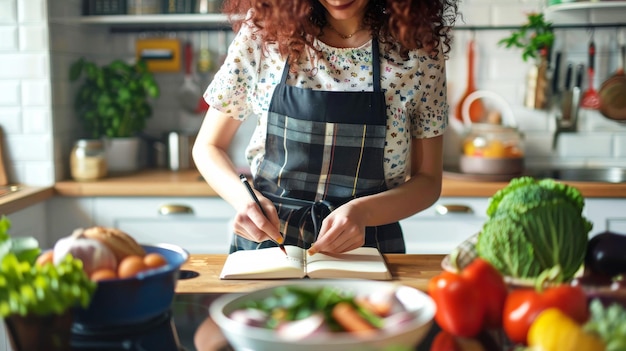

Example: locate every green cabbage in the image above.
[476,177,592,282]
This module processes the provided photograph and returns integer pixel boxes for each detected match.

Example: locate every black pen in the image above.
[239,174,287,256]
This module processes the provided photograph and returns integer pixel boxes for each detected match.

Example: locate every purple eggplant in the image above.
[585,231,626,277]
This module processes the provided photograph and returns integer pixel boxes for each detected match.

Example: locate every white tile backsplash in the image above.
[0,81,20,105]
[20,79,49,106]
[0,108,21,133]
[21,161,54,186]
[19,25,48,51]
[614,134,626,158]
[22,107,50,133]
[492,4,543,26]
[17,0,46,23]
[0,0,17,23]
[0,26,18,50]
[0,53,48,79]
[556,132,613,157]
[5,134,52,161]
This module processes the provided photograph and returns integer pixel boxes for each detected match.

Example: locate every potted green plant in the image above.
[498,12,555,62]
[69,58,160,173]
[498,13,555,109]
[0,215,96,351]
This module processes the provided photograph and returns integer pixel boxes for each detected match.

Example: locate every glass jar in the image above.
[70,139,107,181]
[462,123,524,159]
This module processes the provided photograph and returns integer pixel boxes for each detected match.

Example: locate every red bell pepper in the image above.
[430,329,501,351]
[428,258,508,337]
[461,258,508,328]
[502,284,589,345]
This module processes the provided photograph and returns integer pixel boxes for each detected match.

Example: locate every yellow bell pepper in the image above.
[527,308,606,351]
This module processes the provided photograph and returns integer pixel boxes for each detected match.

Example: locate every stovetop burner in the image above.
[71,310,183,351]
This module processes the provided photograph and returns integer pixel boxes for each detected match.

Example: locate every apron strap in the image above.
[280,39,381,93]
[372,39,381,92]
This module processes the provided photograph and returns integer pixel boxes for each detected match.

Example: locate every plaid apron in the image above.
[231,40,405,253]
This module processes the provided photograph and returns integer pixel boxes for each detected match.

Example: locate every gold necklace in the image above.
[327,23,365,40]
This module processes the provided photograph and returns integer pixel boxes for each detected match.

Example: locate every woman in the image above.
[192,0,457,256]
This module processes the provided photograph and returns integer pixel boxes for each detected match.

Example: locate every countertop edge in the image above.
[0,187,56,215]
[1,170,625,215]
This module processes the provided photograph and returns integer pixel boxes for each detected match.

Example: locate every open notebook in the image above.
[219,245,392,280]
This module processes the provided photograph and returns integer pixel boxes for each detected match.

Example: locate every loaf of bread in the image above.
[81,226,145,261]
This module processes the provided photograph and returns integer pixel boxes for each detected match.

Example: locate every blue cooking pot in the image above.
[73,243,189,327]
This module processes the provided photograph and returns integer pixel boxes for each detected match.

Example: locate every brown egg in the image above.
[143,253,168,270]
[35,250,54,266]
[117,255,147,279]
[91,268,118,281]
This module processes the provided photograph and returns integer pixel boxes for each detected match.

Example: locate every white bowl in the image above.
[209,280,436,351]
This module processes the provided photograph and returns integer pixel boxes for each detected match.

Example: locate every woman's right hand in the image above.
[232,193,283,244]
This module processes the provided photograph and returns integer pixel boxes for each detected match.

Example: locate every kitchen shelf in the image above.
[545,0,626,25]
[546,1,626,12]
[79,13,233,31]
[74,2,626,33]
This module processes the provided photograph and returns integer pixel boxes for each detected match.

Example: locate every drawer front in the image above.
[401,217,484,254]
[116,218,232,254]
[401,197,488,254]
[95,197,236,254]
[583,199,626,234]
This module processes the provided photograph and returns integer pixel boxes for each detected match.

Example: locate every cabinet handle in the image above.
[159,204,194,215]
[435,204,473,215]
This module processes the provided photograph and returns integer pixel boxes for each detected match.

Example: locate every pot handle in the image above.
[461,90,517,128]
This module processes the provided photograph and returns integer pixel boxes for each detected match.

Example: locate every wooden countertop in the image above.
[0,186,55,214]
[54,170,219,197]
[1,169,624,216]
[53,169,626,198]
[175,253,445,294]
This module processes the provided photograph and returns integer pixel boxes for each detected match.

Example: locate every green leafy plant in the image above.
[498,13,555,62]
[69,58,160,139]
[0,216,96,317]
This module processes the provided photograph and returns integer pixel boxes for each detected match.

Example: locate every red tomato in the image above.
[502,284,589,345]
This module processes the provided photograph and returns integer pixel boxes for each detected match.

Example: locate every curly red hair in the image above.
[221,0,458,67]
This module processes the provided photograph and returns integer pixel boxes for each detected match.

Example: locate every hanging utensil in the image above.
[455,36,485,123]
[0,127,8,186]
[581,37,600,109]
[560,63,574,127]
[599,40,626,122]
[549,51,562,110]
[178,41,203,113]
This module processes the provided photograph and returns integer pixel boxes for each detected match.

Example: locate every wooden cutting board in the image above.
[0,127,8,186]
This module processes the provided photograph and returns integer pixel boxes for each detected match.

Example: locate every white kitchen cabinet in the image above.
[3,203,47,245]
[584,198,626,235]
[46,197,236,254]
[401,197,489,254]
[44,193,626,256]
[94,197,236,254]
[401,196,626,255]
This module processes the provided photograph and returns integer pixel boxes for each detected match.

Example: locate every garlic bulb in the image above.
[53,229,118,275]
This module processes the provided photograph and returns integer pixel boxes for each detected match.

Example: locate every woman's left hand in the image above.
[307,202,367,255]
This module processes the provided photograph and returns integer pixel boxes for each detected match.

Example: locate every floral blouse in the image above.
[204,21,448,189]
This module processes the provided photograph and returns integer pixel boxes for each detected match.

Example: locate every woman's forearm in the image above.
[192,110,251,212]
[347,135,444,227]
